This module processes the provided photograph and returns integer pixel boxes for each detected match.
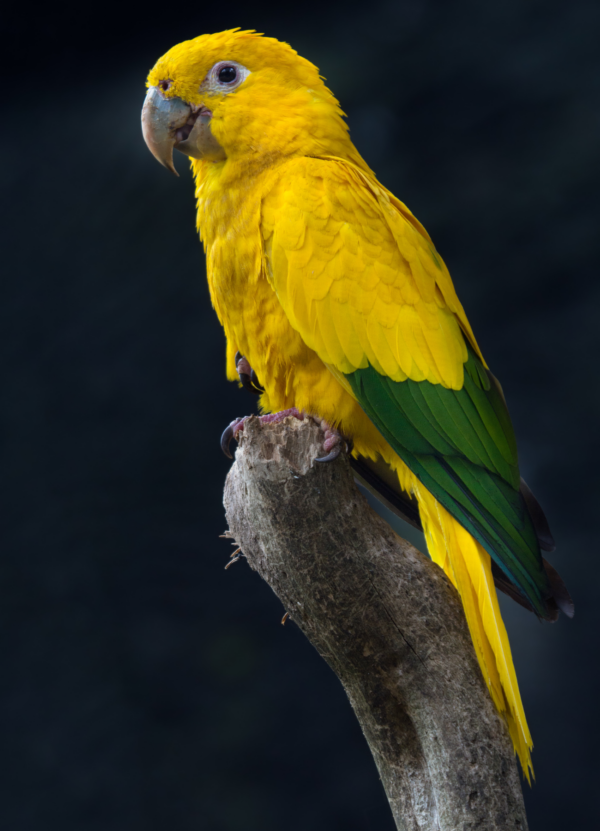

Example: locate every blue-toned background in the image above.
[3,1,599,828]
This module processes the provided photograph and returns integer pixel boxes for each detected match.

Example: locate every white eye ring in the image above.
[201,61,250,94]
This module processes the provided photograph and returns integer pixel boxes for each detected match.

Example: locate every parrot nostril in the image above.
[158,79,172,92]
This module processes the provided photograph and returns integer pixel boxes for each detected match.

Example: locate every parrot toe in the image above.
[258,407,305,426]
[235,352,264,395]
[314,418,353,463]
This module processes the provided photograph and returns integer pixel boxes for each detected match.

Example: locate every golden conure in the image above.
[141,28,573,781]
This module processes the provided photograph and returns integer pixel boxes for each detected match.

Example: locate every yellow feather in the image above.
[366,312,404,381]
[328,288,366,371]
[315,295,347,369]
[416,484,534,782]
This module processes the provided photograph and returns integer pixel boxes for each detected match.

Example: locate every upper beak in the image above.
[141,86,192,176]
[142,86,226,174]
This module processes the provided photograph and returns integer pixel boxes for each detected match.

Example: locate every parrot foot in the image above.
[313,418,353,463]
[220,408,305,459]
[220,409,350,463]
[235,351,264,396]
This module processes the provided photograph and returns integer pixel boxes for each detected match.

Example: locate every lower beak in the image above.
[141,87,225,175]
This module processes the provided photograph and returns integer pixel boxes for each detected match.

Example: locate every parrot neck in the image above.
[206,85,373,178]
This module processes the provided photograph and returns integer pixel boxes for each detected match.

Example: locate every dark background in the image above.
[3,1,599,828]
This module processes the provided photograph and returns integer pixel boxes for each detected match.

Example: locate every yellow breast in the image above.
[192,157,413,489]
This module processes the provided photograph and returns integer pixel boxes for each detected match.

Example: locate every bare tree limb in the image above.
[223,416,528,831]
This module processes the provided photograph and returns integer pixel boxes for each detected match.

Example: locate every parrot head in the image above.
[142,29,360,175]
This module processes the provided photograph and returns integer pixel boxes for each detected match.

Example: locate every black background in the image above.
[3,1,599,828]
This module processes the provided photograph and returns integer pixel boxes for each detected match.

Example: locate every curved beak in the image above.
[141,87,192,176]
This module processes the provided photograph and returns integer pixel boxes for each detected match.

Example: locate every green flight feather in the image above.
[346,348,550,617]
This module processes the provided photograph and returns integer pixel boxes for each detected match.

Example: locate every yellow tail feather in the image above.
[414,483,534,782]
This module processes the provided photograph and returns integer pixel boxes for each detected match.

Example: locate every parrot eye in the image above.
[202,61,251,94]
[218,65,237,84]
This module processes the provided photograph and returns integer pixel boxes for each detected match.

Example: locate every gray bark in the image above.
[223,415,528,831]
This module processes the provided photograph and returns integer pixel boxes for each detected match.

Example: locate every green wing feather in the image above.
[346,347,551,617]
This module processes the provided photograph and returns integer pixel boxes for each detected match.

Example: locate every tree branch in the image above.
[223,416,528,831]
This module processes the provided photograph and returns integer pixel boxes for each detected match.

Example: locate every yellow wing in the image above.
[261,155,485,390]
[260,156,535,780]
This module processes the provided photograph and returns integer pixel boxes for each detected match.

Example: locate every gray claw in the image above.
[315,444,343,463]
[221,418,246,459]
[220,423,235,459]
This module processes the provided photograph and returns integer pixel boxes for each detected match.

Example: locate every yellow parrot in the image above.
[141,28,573,780]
